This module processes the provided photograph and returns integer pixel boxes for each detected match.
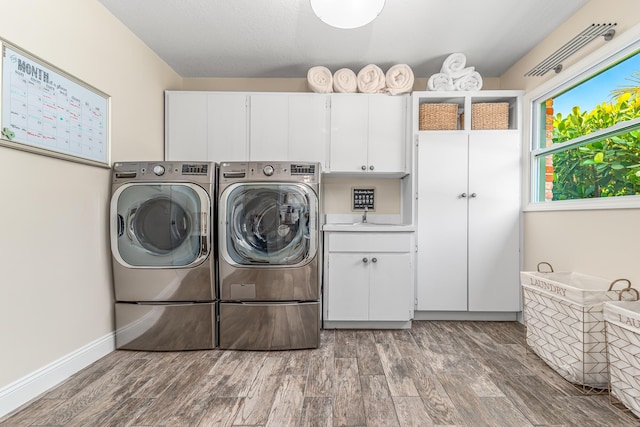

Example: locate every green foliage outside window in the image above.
[550,91,640,200]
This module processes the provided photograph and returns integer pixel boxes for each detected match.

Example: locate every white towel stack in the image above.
[307,66,333,93]
[427,53,483,91]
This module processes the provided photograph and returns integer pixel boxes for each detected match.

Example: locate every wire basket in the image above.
[522,285,609,389]
[418,103,458,130]
[604,301,640,418]
[471,102,509,130]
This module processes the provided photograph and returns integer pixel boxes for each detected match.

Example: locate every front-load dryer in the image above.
[110,161,216,351]
[218,161,322,350]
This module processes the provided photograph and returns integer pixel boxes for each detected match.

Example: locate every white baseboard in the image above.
[0,332,115,419]
[413,311,520,321]
[323,320,412,329]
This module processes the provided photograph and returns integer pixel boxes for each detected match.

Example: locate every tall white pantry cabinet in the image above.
[413,91,523,315]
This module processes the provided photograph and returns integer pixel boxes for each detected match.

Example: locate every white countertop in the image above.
[322,223,415,232]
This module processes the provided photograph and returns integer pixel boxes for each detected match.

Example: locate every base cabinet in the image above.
[324,232,414,326]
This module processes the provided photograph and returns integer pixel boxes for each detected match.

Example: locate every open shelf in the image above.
[413,90,523,133]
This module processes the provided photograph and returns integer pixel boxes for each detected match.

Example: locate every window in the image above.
[530,43,640,207]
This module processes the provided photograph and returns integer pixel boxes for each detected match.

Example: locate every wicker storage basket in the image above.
[604,301,640,417]
[521,270,614,389]
[419,103,458,130]
[471,102,509,130]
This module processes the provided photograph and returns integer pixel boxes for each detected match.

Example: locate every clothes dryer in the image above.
[110,161,216,350]
[218,161,321,350]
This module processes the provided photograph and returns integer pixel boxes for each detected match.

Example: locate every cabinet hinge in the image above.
[415,244,418,252]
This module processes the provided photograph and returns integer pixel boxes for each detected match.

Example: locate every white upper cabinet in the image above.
[329,95,369,172]
[207,93,249,162]
[250,93,330,167]
[330,94,408,175]
[166,91,406,175]
[288,94,330,169]
[368,95,407,173]
[165,91,248,163]
[165,91,208,161]
[249,94,289,161]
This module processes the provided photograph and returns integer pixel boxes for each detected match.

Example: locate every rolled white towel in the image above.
[357,64,386,93]
[450,66,475,80]
[333,68,358,93]
[427,73,454,91]
[440,53,467,76]
[307,66,333,93]
[454,71,483,91]
[385,64,415,95]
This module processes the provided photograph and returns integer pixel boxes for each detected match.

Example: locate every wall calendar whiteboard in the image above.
[0,39,110,167]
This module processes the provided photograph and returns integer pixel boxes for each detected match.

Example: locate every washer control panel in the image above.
[219,161,320,184]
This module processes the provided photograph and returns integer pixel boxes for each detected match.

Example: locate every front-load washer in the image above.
[110,161,217,351]
[218,161,322,350]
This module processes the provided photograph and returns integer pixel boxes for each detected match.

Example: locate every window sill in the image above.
[524,196,640,212]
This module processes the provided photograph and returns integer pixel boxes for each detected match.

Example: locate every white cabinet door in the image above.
[207,93,248,162]
[467,132,521,311]
[416,132,469,311]
[326,253,369,321]
[288,94,329,169]
[368,96,406,173]
[249,94,289,161]
[369,253,412,320]
[330,95,369,172]
[165,92,208,161]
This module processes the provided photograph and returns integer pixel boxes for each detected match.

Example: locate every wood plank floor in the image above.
[2,321,639,426]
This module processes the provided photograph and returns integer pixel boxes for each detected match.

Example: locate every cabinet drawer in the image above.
[327,232,412,252]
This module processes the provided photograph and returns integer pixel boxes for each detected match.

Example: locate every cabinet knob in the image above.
[470,193,477,198]
[372,257,377,263]
[369,165,374,170]
[362,257,368,263]
[361,165,367,171]
[460,193,467,198]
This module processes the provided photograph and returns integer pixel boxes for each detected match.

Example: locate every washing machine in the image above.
[218,161,321,350]
[110,161,216,351]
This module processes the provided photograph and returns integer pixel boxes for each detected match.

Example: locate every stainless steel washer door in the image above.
[111,182,211,268]
[219,183,318,267]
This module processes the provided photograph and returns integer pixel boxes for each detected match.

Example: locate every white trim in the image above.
[523,22,640,211]
[0,333,115,419]
[323,320,412,329]
[413,311,519,321]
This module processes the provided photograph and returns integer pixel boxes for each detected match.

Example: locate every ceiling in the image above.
[98,0,589,79]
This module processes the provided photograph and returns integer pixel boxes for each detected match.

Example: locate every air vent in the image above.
[525,23,617,77]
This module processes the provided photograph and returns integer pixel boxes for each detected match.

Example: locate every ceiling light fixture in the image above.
[310,0,386,29]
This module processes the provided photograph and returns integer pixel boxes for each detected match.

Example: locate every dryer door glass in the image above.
[222,183,318,266]
[112,183,211,267]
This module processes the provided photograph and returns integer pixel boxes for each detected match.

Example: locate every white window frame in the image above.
[524,23,640,211]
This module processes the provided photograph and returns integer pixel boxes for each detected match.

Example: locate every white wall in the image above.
[0,0,181,402]
[500,0,640,284]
